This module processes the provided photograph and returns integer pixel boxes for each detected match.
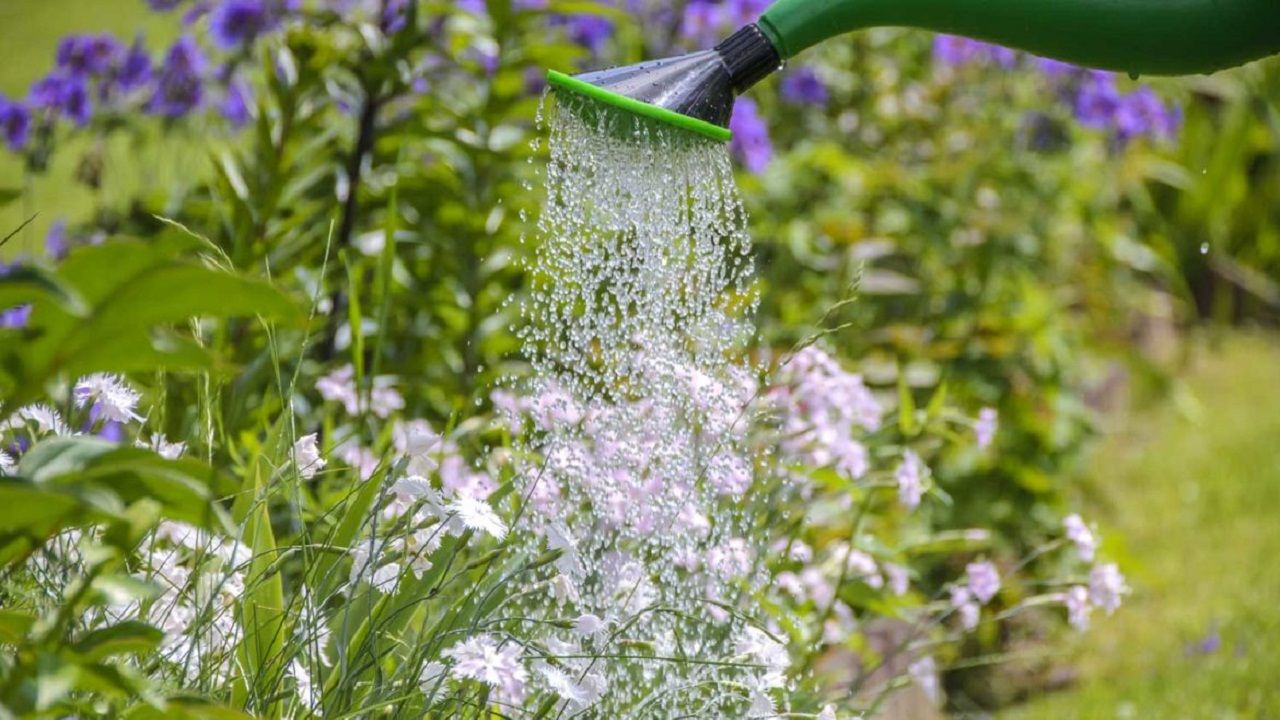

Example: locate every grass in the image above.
[1004,331,1280,719]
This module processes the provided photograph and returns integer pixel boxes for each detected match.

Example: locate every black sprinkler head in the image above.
[546,24,781,143]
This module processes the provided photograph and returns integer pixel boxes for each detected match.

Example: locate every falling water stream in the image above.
[500,92,786,716]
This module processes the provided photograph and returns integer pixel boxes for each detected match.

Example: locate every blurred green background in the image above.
[3,0,1279,716]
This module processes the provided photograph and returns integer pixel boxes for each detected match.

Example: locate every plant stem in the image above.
[320,86,383,361]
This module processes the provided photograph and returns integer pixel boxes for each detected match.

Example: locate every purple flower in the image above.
[523,66,547,95]
[1034,56,1078,77]
[680,1,724,47]
[933,34,1017,68]
[56,34,125,78]
[220,77,252,127]
[966,561,1000,604]
[209,0,274,49]
[29,74,92,126]
[381,0,409,33]
[1073,71,1121,129]
[148,36,206,117]
[183,1,214,25]
[895,449,926,510]
[1115,87,1180,141]
[117,37,153,92]
[974,407,997,448]
[729,96,771,173]
[564,15,613,53]
[0,95,31,151]
[96,420,125,443]
[720,0,770,28]
[147,0,188,10]
[0,263,32,329]
[0,305,32,329]
[45,219,69,260]
[779,67,828,105]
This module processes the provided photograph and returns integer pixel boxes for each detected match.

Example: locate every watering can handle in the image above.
[757,0,1280,75]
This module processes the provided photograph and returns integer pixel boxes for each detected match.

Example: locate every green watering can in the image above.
[546,0,1280,142]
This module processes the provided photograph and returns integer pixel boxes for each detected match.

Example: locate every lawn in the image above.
[1003,332,1280,719]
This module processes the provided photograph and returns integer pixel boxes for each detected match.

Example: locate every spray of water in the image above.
[498,92,788,715]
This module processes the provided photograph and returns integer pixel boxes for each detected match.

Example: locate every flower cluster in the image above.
[768,346,883,484]
[933,34,1180,144]
[1,372,158,452]
[1054,514,1127,630]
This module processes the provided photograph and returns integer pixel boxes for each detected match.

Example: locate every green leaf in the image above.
[0,478,84,535]
[897,368,917,436]
[19,437,235,533]
[90,574,161,608]
[231,421,288,714]
[0,265,86,316]
[3,238,302,406]
[73,621,164,662]
[0,609,35,644]
[924,378,949,421]
[126,698,257,720]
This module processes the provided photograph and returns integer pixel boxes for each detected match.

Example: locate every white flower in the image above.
[74,373,142,423]
[735,626,789,688]
[845,549,881,588]
[138,433,186,460]
[896,450,927,510]
[908,655,940,704]
[823,601,857,644]
[1064,585,1091,631]
[0,449,14,476]
[545,522,581,576]
[974,407,998,449]
[298,588,332,667]
[788,540,813,563]
[884,562,910,597]
[445,635,527,702]
[550,573,578,604]
[966,561,1000,605]
[447,494,507,540]
[369,377,404,418]
[369,562,401,594]
[7,403,70,437]
[535,662,599,708]
[950,586,980,630]
[833,437,869,480]
[1089,563,1128,615]
[817,705,838,720]
[393,419,443,457]
[348,537,385,588]
[338,442,379,481]
[385,475,445,520]
[417,661,446,690]
[746,688,777,718]
[403,528,440,579]
[292,433,325,479]
[288,659,319,712]
[573,613,605,638]
[1064,513,1097,562]
[316,364,358,414]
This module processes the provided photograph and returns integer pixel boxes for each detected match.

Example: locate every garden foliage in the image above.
[1,0,1273,716]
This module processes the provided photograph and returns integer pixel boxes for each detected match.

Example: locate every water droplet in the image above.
[1200,242,1209,255]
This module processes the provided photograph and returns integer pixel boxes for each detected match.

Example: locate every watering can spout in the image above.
[548,0,1280,143]
[547,25,779,143]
